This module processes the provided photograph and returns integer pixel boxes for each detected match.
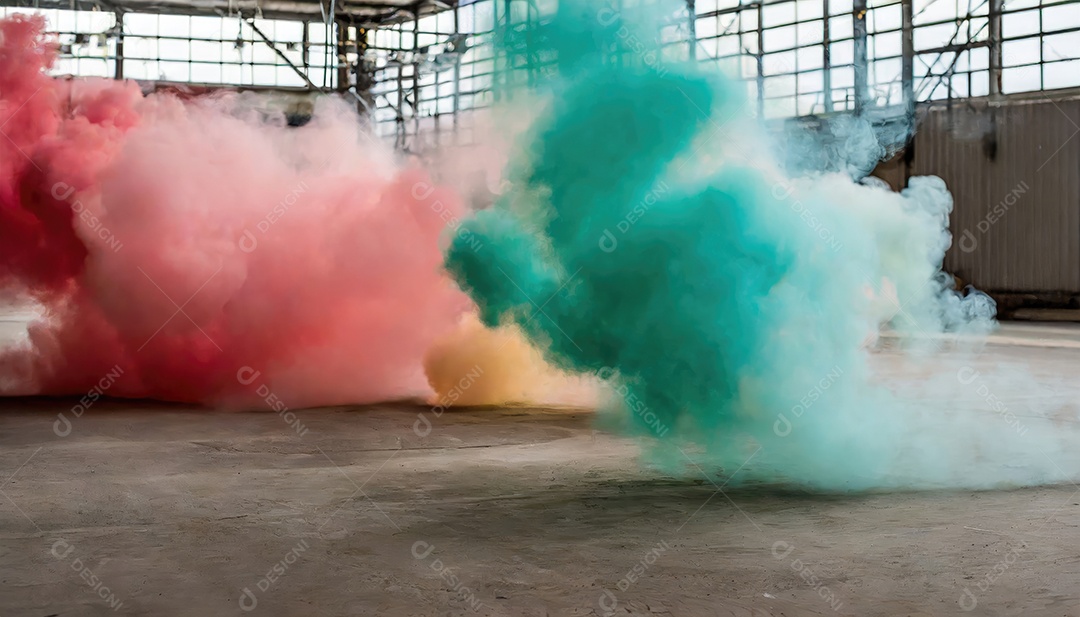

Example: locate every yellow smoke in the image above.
[423,313,600,408]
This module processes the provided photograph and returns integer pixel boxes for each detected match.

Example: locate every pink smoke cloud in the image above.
[0,14,473,408]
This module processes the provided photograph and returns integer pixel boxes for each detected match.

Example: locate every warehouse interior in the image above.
[5,0,1077,302]
[2,0,1080,615]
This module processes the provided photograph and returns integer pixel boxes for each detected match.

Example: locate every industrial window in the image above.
[1,7,337,89]
[6,0,1080,149]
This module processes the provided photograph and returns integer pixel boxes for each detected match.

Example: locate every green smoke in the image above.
[443,1,1041,490]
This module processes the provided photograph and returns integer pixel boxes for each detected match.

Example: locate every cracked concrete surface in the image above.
[2,323,1080,616]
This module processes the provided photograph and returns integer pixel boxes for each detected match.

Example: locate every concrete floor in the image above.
[3,324,1080,616]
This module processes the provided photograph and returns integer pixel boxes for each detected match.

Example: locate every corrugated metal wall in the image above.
[907,98,1080,294]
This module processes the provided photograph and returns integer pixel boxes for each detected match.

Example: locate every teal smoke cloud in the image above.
[440,1,1065,490]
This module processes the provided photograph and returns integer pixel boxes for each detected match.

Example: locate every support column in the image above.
[823,0,832,113]
[853,0,868,114]
[452,4,461,136]
[412,4,421,143]
[499,0,511,102]
[901,0,915,187]
[902,0,913,116]
[302,19,310,71]
[988,0,1003,97]
[114,11,124,80]
[354,25,375,118]
[756,2,764,119]
[336,18,349,94]
[687,0,696,62]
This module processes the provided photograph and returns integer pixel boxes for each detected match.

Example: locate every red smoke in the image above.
[0,14,472,407]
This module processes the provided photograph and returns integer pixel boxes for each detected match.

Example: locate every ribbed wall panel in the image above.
[910,99,1080,293]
